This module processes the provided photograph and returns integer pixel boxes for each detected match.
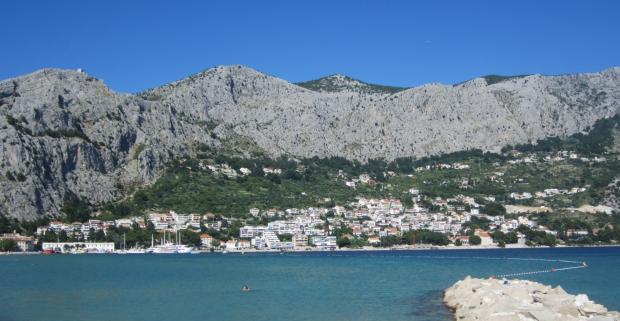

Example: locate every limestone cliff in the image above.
[1,65,619,220]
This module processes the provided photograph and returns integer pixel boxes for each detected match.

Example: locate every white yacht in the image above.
[146,230,197,254]
[126,247,146,254]
[116,233,128,254]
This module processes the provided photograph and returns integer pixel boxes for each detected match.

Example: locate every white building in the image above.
[200,234,215,248]
[42,242,115,253]
[310,236,337,250]
[249,208,260,217]
[262,231,281,249]
[240,225,268,238]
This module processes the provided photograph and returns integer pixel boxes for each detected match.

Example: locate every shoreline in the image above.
[1,244,619,255]
[214,243,620,254]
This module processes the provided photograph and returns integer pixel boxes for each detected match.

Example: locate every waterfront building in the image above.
[236,240,251,250]
[0,233,34,251]
[474,229,494,246]
[367,236,380,245]
[455,235,470,245]
[42,242,115,253]
[224,239,238,251]
[310,236,337,250]
[292,234,308,249]
[262,231,281,249]
[252,236,266,249]
[200,234,215,248]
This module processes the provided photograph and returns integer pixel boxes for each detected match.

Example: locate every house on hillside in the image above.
[200,234,216,249]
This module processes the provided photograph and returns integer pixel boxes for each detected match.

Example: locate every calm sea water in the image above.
[1,247,619,321]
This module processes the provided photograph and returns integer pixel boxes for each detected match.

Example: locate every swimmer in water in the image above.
[242,285,251,292]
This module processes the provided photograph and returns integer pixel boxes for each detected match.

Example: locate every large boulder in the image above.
[444,277,618,321]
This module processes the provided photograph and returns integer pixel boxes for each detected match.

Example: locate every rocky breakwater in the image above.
[444,277,619,321]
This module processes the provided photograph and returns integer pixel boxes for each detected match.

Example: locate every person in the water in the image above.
[242,285,251,292]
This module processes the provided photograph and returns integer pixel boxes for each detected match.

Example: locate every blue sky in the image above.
[1,0,619,93]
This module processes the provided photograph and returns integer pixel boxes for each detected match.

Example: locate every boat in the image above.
[146,231,177,254]
[126,247,146,254]
[85,248,108,254]
[71,248,87,254]
[116,233,147,254]
[149,242,195,254]
[149,243,179,254]
[116,233,128,254]
[146,230,197,254]
[175,244,195,253]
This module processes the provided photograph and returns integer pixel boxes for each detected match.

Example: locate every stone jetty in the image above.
[444,277,619,321]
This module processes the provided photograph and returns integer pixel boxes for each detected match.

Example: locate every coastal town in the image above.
[2,148,616,254]
[0,143,617,254]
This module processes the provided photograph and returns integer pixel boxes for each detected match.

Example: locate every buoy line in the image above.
[410,255,583,264]
[495,261,588,278]
[301,252,589,279]
[399,255,589,278]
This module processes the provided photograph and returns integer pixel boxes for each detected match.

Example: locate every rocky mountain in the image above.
[296,74,407,94]
[1,65,619,220]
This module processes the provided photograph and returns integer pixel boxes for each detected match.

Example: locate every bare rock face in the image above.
[0,69,214,220]
[1,65,619,220]
[444,277,619,321]
[147,65,620,160]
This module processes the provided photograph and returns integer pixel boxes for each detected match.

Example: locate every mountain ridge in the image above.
[1,65,619,220]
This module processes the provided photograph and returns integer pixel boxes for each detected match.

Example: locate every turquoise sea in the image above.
[1,247,619,321]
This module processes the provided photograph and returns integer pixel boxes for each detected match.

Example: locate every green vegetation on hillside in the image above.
[62,193,91,222]
[0,239,17,251]
[88,113,620,224]
[6,115,91,142]
[0,213,48,236]
[104,156,385,218]
[504,114,620,155]
[482,74,529,85]
[296,75,408,94]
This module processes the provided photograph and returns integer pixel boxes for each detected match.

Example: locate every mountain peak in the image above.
[296,74,408,94]
[1,67,98,85]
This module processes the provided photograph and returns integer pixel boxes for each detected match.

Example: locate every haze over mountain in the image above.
[1,65,619,220]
